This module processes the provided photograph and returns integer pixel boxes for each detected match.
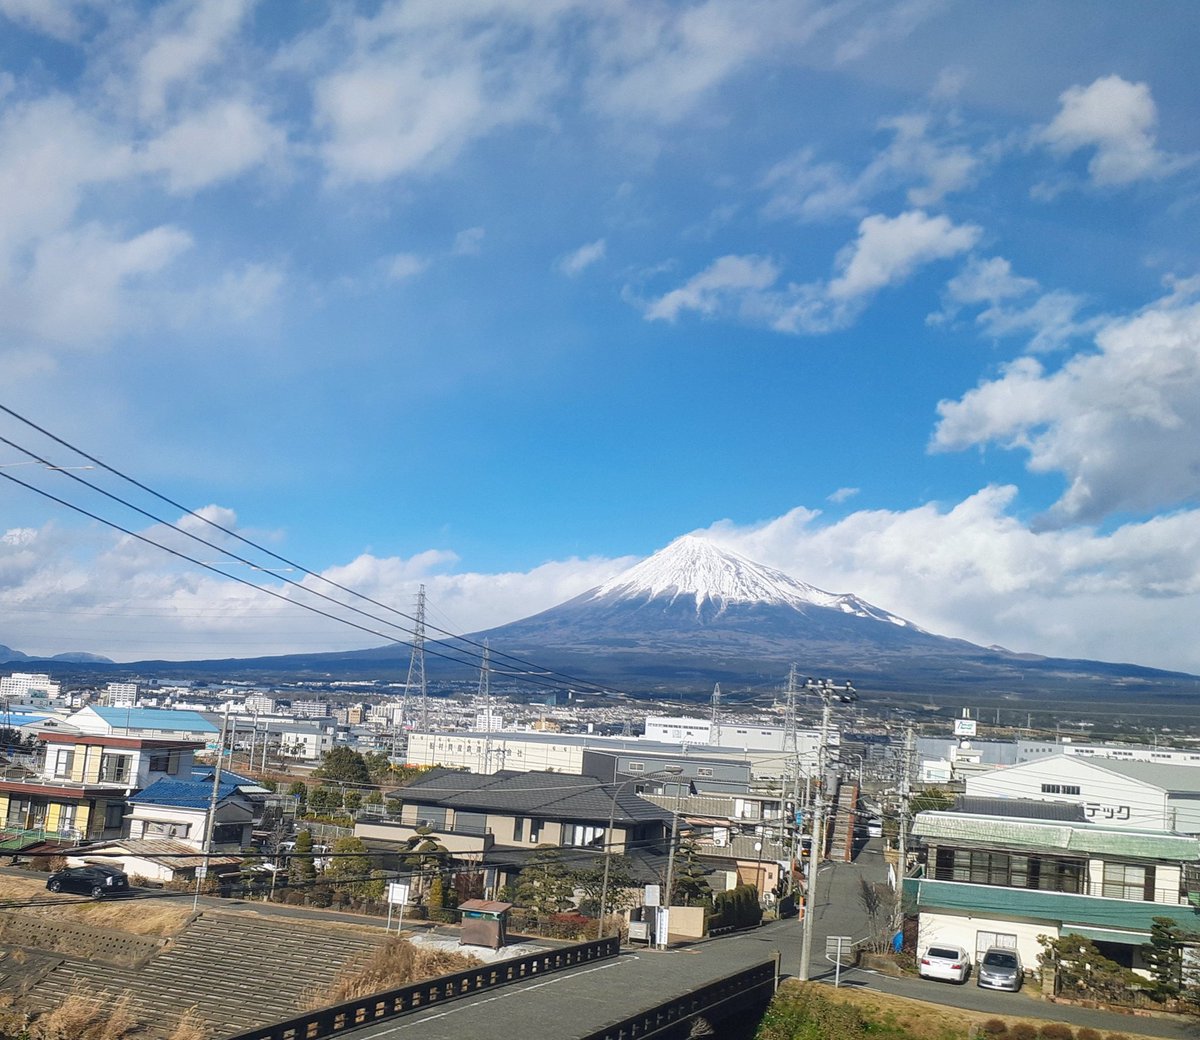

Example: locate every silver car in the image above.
[976,946,1023,991]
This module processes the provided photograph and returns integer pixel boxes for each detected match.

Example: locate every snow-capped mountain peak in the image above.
[591,534,912,626]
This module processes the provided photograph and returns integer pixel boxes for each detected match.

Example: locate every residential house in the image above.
[355,767,677,896]
[127,777,254,851]
[0,731,201,849]
[906,797,1200,975]
[64,838,241,884]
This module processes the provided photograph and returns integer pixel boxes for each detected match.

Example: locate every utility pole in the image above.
[479,641,493,774]
[798,678,856,981]
[194,707,229,911]
[893,722,914,940]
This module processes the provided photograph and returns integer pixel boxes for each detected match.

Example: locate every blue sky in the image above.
[2,0,1200,674]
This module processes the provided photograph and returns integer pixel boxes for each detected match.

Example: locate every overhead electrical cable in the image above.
[0,403,617,696]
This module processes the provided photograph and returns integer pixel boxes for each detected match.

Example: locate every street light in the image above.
[596,764,684,940]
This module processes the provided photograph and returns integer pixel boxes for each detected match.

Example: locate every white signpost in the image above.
[825,935,853,988]
[387,880,411,934]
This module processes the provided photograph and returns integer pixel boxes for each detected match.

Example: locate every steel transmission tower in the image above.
[709,683,722,746]
[403,584,429,730]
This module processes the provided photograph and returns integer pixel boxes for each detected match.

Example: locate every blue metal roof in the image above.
[128,777,242,809]
[91,707,218,733]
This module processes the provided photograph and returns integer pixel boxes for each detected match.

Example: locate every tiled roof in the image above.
[952,796,1088,822]
[403,768,673,824]
[128,777,244,809]
[914,811,1200,860]
[72,838,240,869]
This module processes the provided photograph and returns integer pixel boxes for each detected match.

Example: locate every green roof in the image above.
[907,877,1200,936]
[913,812,1200,860]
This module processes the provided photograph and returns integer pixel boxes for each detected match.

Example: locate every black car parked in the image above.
[46,865,130,898]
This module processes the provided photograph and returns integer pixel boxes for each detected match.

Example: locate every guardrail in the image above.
[576,956,779,1040]
[222,935,622,1040]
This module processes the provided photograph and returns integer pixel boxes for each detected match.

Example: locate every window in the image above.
[1040,784,1080,795]
[148,751,181,775]
[99,754,131,784]
[627,762,645,773]
[103,802,125,829]
[933,848,1085,894]
[145,820,188,838]
[1103,862,1154,901]
[50,748,75,779]
[529,818,542,843]
[56,804,77,833]
[513,816,524,842]
[563,823,605,848]
[6,797,31,827]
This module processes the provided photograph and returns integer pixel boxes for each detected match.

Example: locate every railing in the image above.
[222,936,621,1040]
[575,956,779,1040]
[0,825,83,850]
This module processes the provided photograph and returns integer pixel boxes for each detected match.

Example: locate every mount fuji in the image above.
[468,535,1200,699]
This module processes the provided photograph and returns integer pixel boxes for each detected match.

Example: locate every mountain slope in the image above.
[470,536,1200,697]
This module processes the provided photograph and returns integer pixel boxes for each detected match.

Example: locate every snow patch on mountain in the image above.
[591,534,915,626]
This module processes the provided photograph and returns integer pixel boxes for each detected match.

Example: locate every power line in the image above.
[0,404,620,697]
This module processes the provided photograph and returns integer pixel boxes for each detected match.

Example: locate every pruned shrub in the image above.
[1075,1030,1102,1040]
[1008,1024,1039,1040]
[1039,1024,1074,1040]
[980,1018,1009,1036]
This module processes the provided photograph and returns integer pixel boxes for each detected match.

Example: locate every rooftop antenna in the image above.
[403,584,428,730]
[479,640,493,773]
[709,682,722,747]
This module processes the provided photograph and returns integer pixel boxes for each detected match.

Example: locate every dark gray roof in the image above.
[402,768,673,825]
[952,796,1088,822]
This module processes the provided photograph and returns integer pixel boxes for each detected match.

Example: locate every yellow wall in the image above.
[82,745,101,784]
[69,744,88,783]
[0,793,8,821]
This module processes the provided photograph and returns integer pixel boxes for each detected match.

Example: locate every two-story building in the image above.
[0,731,202,848]
[906,797,1200,974]
[355,768,677,897]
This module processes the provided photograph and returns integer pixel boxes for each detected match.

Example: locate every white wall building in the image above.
[1018,738,1200,768]
[105,682,139,708]
[0,672,62,704]
[966,754,1200,833]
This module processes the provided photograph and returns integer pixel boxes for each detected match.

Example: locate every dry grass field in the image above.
[0,873,193,937]
[797,982,1167,1040]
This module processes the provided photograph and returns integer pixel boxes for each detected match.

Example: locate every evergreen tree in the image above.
[315,746,371,785]
[327,836,373,896]
[289,829,317,886]
[1142,916,1198,1000]
[669,837,711,907]
[514,845,577,914]
[575,856,635,917]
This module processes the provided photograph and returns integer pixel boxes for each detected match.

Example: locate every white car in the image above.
[918,944,971,983]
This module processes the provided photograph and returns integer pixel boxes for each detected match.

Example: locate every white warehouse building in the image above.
[965,754,1200,834]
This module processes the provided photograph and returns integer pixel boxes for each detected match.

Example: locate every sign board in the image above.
[953,718,977,737]
[387,881,410,905]
[194,864,208,880]
[644,883,661,907]
[628,920,649,942]
[655,906,670,948]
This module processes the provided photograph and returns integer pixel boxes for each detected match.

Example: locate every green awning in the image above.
[1062,925,1149,946]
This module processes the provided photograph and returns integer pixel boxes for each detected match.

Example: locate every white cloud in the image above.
[645,211,978,333]
[2,223,193,344]
[559,239,606,277]
[827,210,980,300]
[139,99,286,194]
[762,113,980,223]
[644,254,780,323]
[452,226,485,256]
[833,0,948,65]
[933,292,1200,525]
[0,0,88,40]
[136,0,255,120]
[386,253,429,282]
[700,489,1200,673]
[1038,75,1190,187]
[828,487,860,504]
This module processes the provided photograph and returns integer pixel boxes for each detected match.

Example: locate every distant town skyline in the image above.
[1,2,1200,672]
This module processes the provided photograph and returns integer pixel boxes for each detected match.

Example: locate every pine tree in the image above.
[289,829,317,886]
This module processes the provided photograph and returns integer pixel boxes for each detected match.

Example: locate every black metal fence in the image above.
[576,956,779,1040]
[222,936,622,1040]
